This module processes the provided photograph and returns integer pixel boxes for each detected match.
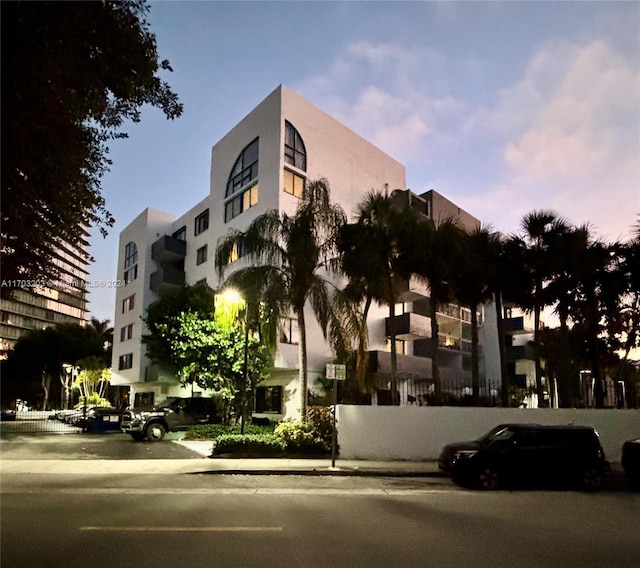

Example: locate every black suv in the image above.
[121,397,218,442]
[439,424,609,491]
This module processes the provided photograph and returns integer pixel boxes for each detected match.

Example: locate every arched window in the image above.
[225,138,259,222]
[123,242,138,284]
[284,121,306,171]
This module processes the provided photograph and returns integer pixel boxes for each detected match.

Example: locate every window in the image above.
[124,242,138,283]
[124,264,138,285]
[124,242,138,268]
[122,295,135,313]
[279,317,299,344]
[283,169,305,198]
[224,139,259,223]
[255,386,282,413]
[225,184,258,222]
[284,121,306,171]
[119,353,133,370]
[227,241,251,263]
[173,226,187,241]
[226,138,259,198]
[195,210,209,236]
[120,323,133,342]
[196,245,208,265]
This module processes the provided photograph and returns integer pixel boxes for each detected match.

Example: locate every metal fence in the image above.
[0,410,86,434]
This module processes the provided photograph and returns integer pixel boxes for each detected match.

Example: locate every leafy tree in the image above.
[5,322,110,409]
[75,355,111,407]
[216,179,346,416]
[1,0,182,284]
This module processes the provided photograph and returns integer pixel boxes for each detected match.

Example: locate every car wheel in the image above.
[145,423,166,442]
[478,466,500,490]
[130,432,144,442]
[581,466,603,491]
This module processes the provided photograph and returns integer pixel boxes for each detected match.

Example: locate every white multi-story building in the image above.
[111,85,500,416]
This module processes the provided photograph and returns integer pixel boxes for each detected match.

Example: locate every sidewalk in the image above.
[0,440,442,477]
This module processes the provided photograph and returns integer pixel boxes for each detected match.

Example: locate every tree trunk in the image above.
[41,373,51,411]
[389,298,398,406]
[533,298,547,408]
[471,305,480,403]
[430,298,441,402]
[495,293,510,407]
[297,308,308,417]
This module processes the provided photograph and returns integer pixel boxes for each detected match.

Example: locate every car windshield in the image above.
[478,425,516,443]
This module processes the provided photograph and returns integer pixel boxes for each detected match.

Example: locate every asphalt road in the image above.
[2,473,639,568]
[0,431,203,460]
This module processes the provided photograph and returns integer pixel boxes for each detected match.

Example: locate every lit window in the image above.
[283,169,304,198]
[195,210,209,236]
[225,184,258,222]
[284,121,306,171]
[196,245,208,265]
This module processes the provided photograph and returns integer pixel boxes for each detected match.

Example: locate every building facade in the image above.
[111,85,500,417]
[0,238,90,359]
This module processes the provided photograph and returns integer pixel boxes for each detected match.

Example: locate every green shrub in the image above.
[184,422,275,440]
[306,406,334,448]
[274,419,330,454]
[212,434,285,456]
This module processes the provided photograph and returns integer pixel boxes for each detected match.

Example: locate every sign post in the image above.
[326,364,346,469]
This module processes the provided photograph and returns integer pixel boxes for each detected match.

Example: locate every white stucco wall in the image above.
[336,405,640,462]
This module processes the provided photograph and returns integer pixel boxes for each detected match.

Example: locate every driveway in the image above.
[0,432,206,460]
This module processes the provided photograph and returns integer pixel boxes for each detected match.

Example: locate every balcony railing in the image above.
[150,264,185,292]
[385,312,431,340]
[151,235,186,263]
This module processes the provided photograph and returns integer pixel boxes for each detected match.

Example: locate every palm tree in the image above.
[411,217,465,402]
[338,190,419,404]
[215,179,346,417]
[515,210,571,407]
[453,226,501,402]
[88,317,114,365]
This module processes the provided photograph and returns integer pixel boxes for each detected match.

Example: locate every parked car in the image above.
[621,438,640,485]
[76,407,124,433]
[121,397,219,442]
[1,409,17,421]
[438,424,609,491]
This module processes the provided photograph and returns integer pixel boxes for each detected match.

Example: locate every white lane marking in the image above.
[80,526,283,532]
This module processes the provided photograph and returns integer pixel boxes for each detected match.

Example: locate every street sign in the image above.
[326,364,346,380]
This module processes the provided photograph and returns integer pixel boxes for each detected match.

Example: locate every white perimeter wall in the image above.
[336,405,640,462]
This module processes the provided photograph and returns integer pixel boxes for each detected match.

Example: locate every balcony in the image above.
[151,235,186,263]
[507,344,535,361]
[150,264,185,292]
[385,312,431,341]
[504,316,532,334]
[368,350,432,379]
[393,275,430,302]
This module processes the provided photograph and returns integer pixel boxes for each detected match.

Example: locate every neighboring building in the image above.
[0,237,90,359]
[111,85,500,417]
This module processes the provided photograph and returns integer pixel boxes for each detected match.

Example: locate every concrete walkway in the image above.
[0,440,442,477]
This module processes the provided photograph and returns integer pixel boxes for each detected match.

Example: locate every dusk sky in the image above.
[87,0,640,323]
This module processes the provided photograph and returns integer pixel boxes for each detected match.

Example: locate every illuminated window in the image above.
[284,121,306,171]
[283,169,304,198]
[225,184,258,222]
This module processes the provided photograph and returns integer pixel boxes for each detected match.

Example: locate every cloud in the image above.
[466,40,640,241]
[293,41,467,163]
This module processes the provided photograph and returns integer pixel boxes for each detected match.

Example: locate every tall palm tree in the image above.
[453,226,500,402]
[338,190,419,404]
[515,210,571,407]
[215,179,346,417]
[412,217,465,402]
